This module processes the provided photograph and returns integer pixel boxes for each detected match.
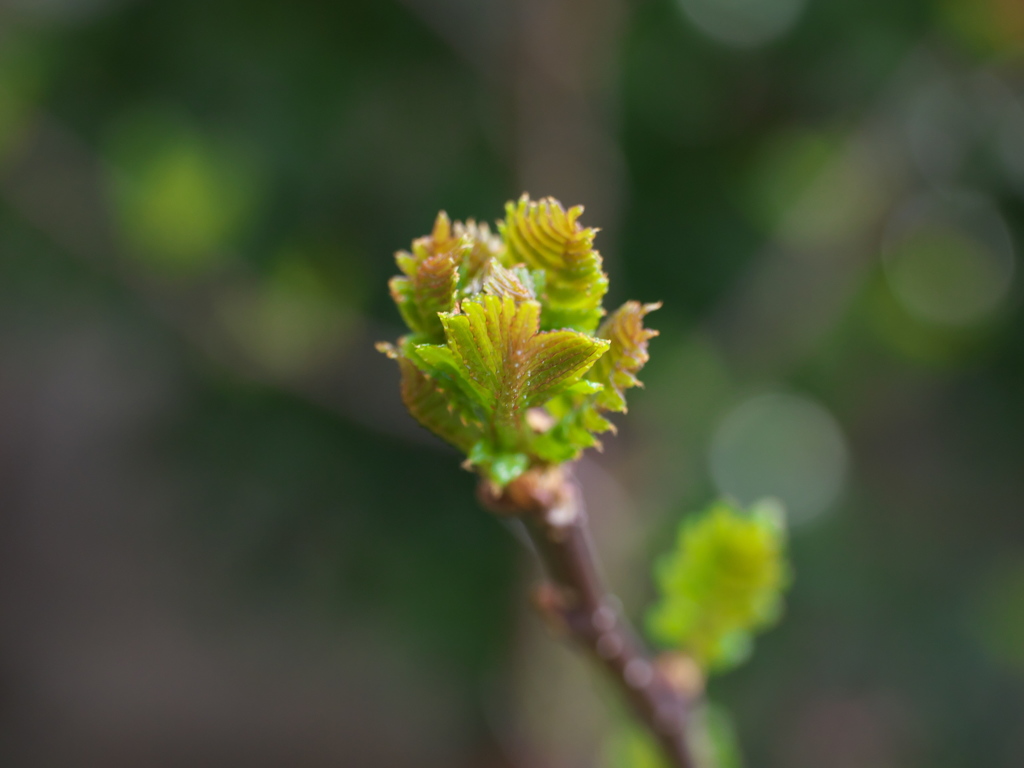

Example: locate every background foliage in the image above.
[2,0,1024,766]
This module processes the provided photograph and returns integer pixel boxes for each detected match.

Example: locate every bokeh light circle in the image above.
[882,191,1015,327]
[678,0,806,48]
[710,393,848,525]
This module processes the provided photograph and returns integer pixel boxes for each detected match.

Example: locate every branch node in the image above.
[592,603,617,632]
[656,652,706,699]
[546,499,578,529]
[532,582,571,636]
[624,658,654,689]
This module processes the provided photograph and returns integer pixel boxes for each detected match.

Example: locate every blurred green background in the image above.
[2,0,1023,766]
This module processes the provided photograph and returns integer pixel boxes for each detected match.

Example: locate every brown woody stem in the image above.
[478,465,696,768]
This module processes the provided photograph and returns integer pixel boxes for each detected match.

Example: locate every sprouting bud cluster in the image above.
[378,195,660,486]
[647,499,790,672]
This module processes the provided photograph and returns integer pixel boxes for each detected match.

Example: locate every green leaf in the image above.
[500,194,609,332]
[439,296,537,415]
[468,442,530,486]
[439,295,609,427]
[565,379,604,396]
[646,499,790,673]
[406,342,488,411]
[528,329,611,404]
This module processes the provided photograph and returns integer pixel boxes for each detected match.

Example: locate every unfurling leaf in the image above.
[647,499,790,673]
[453,218,503,291]
[500,194,609,333]
[396,356,482,453]
[589,301,662,412]
[480,261,536,302]
[530,300,660,461]
[389,212,463,343]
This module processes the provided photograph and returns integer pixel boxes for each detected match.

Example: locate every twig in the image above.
[478,465,696,768]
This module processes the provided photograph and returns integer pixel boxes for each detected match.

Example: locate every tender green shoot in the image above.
[379,195,659,486]
[647,499,790,673]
